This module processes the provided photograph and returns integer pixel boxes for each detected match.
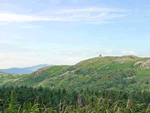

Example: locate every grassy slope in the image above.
[2,55,150,92]
[0,73,27,86]
[2,65,71,87]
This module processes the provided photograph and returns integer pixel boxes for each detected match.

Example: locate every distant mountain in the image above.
[24,64,52,72]
[0,64,53,74]
[1,68,32,74]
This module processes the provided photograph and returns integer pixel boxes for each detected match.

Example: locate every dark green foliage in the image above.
[0,85,150,112]
[145,80,149,84]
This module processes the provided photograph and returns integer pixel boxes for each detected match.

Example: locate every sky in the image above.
[0,0,150,69]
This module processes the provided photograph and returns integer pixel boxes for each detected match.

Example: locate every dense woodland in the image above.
[0,85,150,112]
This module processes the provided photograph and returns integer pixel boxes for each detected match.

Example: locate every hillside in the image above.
[1,55,150,92]
[0,73,27,86]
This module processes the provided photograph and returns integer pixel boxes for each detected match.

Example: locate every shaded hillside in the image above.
[2,55,150,92]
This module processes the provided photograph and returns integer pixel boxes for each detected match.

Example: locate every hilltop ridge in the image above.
[1,55,150,92]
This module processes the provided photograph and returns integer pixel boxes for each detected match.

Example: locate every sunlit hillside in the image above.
[1,55,150,93]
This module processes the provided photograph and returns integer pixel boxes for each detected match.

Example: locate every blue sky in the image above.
[0,0,150,68]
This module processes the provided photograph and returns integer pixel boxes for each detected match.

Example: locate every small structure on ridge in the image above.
[99,54,102,58]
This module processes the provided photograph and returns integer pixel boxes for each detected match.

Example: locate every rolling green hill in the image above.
[1,55,150,92]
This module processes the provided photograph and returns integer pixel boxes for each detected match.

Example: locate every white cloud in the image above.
[122,50,138,55]
[88,21,109,24]
[0,32,30,46]
[148,48,150,51]
[130,51,134,54]
[0,53,8,59]
[49,0,61,5]
[0,13,63,22]
[92,50,99,54]
[54,52,61,55]
[71,0,78,3]
[0,51,89,68]
[52,50,85,56]
[0,7,132,23]
[0,52,60,68]
[108,49,113,52]
[0,52,38,59]
[122,51,127,54]
[0,22,9,25]
[20,25,40,28]
[62,57,88,64]
[38,7,129,22]
[0,57,88,69]
[105,49,113,53]
[0,58,53,69]
[50,7,129,14]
